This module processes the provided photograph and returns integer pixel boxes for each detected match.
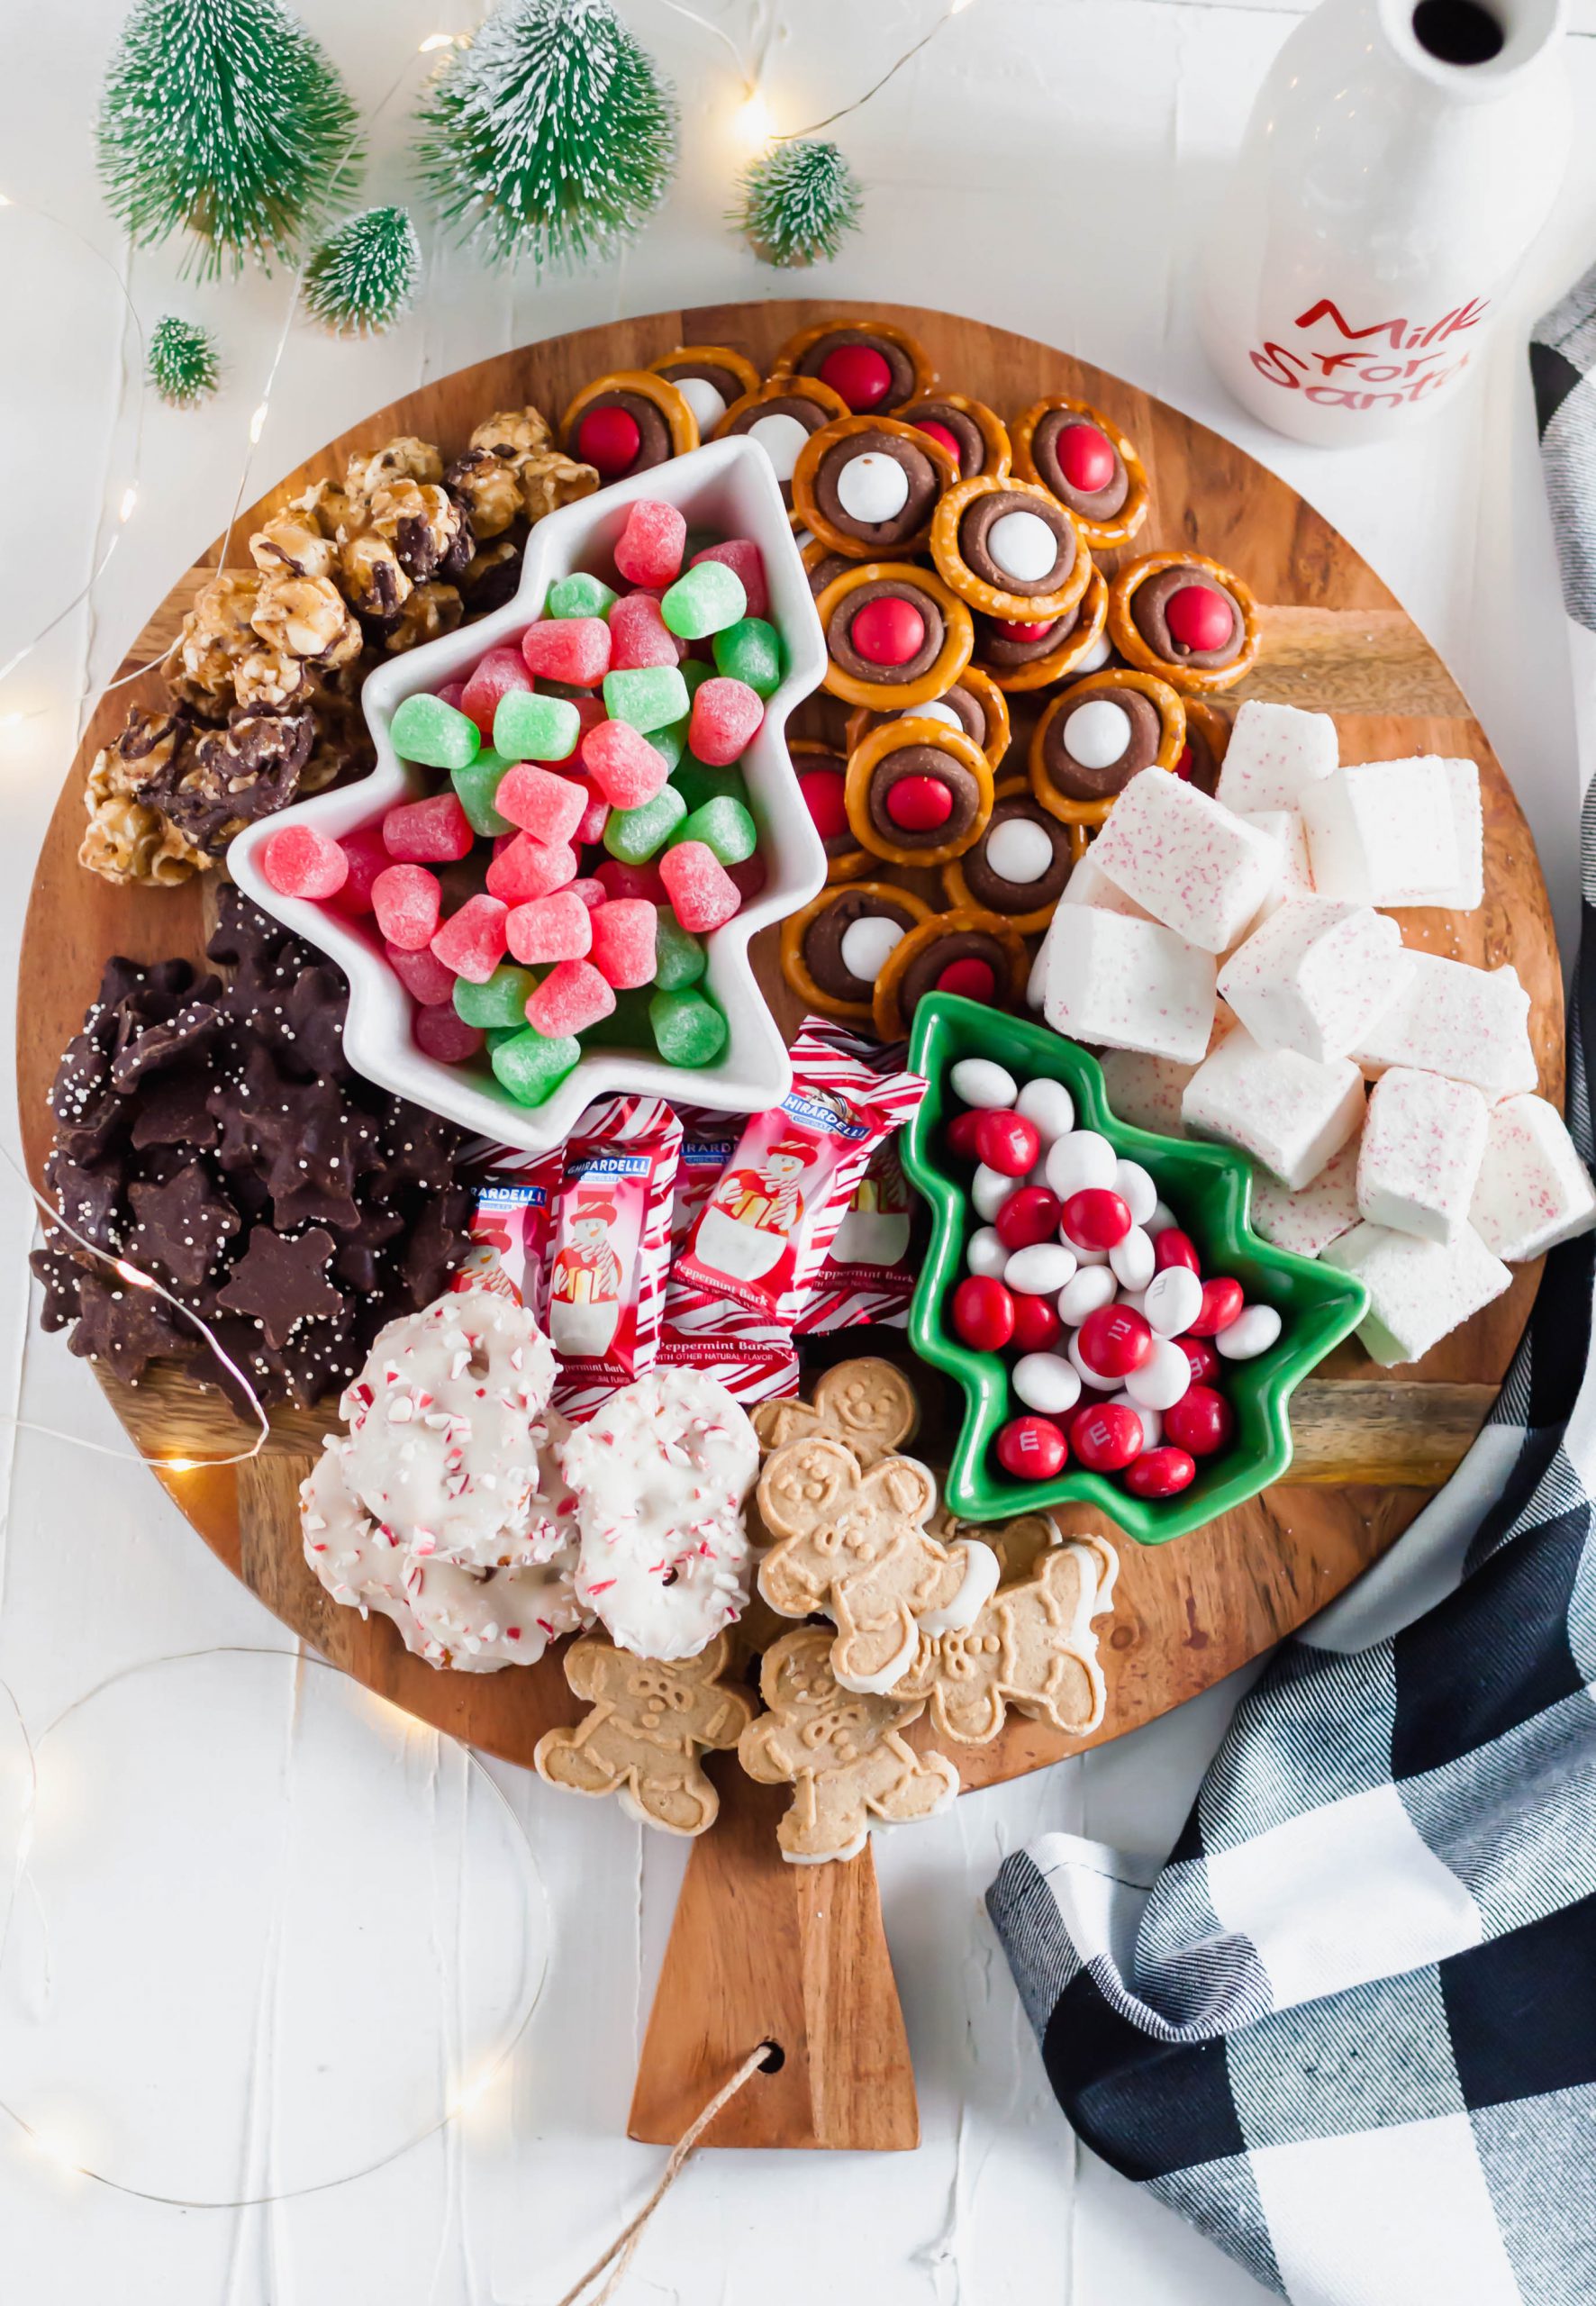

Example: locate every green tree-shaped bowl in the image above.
[902,994,1370,1543]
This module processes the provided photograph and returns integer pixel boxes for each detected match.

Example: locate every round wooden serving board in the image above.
[19,302,1563,2151]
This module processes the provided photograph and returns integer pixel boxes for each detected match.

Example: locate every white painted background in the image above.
[4,2,1596,2298]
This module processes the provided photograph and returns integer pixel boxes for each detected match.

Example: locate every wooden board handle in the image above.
[628,1763,919,2151]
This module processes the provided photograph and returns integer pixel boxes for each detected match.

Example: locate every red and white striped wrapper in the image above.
[541,1094,682,1423]
[795,1133,919,1333]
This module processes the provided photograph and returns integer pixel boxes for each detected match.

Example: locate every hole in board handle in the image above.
[757,2040,786,2074]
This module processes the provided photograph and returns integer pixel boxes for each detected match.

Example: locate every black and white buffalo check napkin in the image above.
[987,277,1596,2306]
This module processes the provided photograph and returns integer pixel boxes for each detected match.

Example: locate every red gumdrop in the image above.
[385,940,458,1006]
[1177,1336,1220,1386]
[1070,1402,1145,1474]
[885,775,953,832]
[946,1109,984,1162]
[1057,422,1117,495]
[505,890,594,967]
[521,617,611,687]
[692,539,768,621]
[952,1275,1015,1353]
[383,792,475,864]
[728,853,766,901]
[615,499,687,588]
[989,619,1054,641]
[587,898,658,989]
[994,1186,1061,1251]
[558,776,610,846]
[1123,1446,1197,1500]
[1188,1276,1245,1338]
[329,824,390,914]
[485,832,578,904]
[850,596,925,667]
[1077,1303,1153,1381]
[582,718,670,810]
[459,647,532,737]
[431,894,509,985]
[1174,745,1193,781]
[1164,1385,1233,1457]
[658,840,741,934]
[496,765,590,846]
[818,343,893,411]
[608,591,684,671]
[1165,584,1234,654]
[595,857,667,904]
[259,822,349,901]
[799,767,848,843]
[1011,1294,1063,1353]
[576,404,641,477]
[567,876,605,911]
[1063,1188,1133,1251]
[938,957,997,1001]
[688,676,764,767]
[995,1414,1067,1481]
[436,679,467,711]
[973,1108,1040,1179]
[371,864,441,951]
[912,419,962,467]
[414,1005,485,1065]
[1154,1228,1202,1276]
[525,958,616,1038]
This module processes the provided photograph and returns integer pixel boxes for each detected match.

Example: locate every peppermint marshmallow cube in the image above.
[1300,758,1461,908]
[1238,810,1314,922]
[1352,954,1537,1100]
[1091,768,1282,953]
[1217,898,1411,1063]
[1468,1094,1596,1262]
[1248,1134,1362,1260]
[1383,758,1484,911]
[1039,904,1216,1065]
[1356,1067,1489,1245]
[1215,701,1338,814]
[1058,849,1155,921]
[1100,1049,1199,1138]
[1321,1221,1512,1366]
[1182,1022,1365,1190]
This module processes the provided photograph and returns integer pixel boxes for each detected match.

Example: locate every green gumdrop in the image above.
[671,756,748,815]
[581,985,656,1049]
[603,665,690,734]
[451,749,513,837]
[673,794,757,865]
[712,616,784,698]
[484,1025,522,1049]
[682,525,721,563]
[648,987,728,1068]
[491,1026,583,1106]
[646,722,685,773]
[455,964,540,1030]
[548,570,617,620]
[493,691,582,762]
[661,560,747,640]
[679,658,714,700]
[392,692,480,771]
[653,908,706,990]
[604,784,687,865]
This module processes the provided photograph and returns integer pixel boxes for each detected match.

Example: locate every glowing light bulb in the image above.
[162,1458,197,1475]
[736,87,774,148]
[249,402,269,445]
[419,30,456,50]
[117,486,138,523]
[114,1260,156,1290]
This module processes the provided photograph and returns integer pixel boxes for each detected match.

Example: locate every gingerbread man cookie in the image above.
[533,1630,754,1837]
[739,1628,959,1865]
[894,1536,1119,1746]
[757,1437,1000,1694]
[751,1356,919,1468]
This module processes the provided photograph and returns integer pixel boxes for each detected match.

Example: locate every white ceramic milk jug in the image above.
[1200,0,1570,445]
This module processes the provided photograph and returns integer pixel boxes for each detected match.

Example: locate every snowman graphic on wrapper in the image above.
[695,1134,818,1284]
[549,1189,623,1358]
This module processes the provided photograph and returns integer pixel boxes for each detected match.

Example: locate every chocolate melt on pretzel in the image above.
[959,796,1073,913]
[1131,566,1245,667]
[895,930,1012,1021]
[865,743,984,850]
[656,359,745,405]
[793,329,917,409]
[959,489,1075,596]
[572,390,673,472]
[1029,410,1130,521]
[1042,688,1163,802]
[728,393,830,438]
[806,550,853,601]
[976,604,1078,667]
[906,401,986,475]
[803,891,920,1004]
[813,431,941,549]
[827,580,946,685]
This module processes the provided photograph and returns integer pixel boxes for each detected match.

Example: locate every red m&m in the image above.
[886,775,954,832]
[953,1275,1015,1353]
[1154,1228,1201,1275]
[799,767,848,843]
[994,1185,1061,1250]
[939,958,997,1000]
[1124,1447,1197,1499]
[1187,1276,1245,1337]
[576,404,641,477]
[1163,1385,1234,1457]
[989,619,1054,643]
[818,343,893,410]
[1076,1303,1152,1382]
[973,1108,1040,1178]
[913,419,962,466]
[1057,423,1117,495]
[1062,1188,1132,1251]
[1011,1294,1063,1352]
[995,1414,1068,1480]
[1069,1402,1144,1474]
[851,596,927,666]
[1164,583,1234,654]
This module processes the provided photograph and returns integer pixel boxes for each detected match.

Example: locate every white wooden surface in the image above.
[5,3,1596,2298]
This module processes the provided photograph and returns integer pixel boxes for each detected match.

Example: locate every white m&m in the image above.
[837,451,911,526]
[987,509,1059,584]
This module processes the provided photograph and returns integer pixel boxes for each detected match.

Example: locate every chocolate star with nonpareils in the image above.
[216,1223,343,1349]
[110,991,223,1089]
[271,1175,361,1234]
[128,1166,242,1292]
[258,1074,360,1202]
[277,963,349,1079]
[373,1102,464,1198]
[45,1150,125,1251]
[331,1205,407,1295]
[68,1271,190,1384]
[274,1312,360,1409]
[30,1236,86,1332]
[404,1187,475,1305]
[130,1067,221,1151]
